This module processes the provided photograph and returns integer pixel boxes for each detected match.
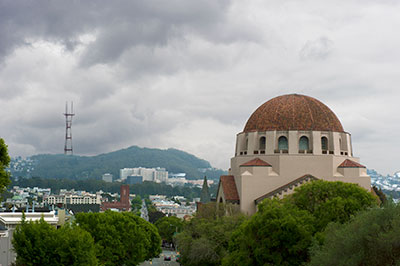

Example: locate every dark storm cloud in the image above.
[1,0,400,175]
[0,1,243,64]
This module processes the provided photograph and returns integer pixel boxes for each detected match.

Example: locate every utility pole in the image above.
[64,101,75,155]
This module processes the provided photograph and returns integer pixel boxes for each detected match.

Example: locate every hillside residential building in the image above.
[120,167,168,182]
[102,173,113,182]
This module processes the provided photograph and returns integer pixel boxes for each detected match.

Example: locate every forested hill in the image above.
[24,146,226,180]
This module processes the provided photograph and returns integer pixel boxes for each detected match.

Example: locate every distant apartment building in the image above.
[44,192,101,205]
[102,173,113,182]
[120,167,168,182]
[126,175,143,184]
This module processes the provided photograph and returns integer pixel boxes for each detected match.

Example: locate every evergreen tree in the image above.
[0,138,11,194]
[200,176,211,203]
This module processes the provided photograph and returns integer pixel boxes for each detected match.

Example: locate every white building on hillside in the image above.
[120,167,168,182]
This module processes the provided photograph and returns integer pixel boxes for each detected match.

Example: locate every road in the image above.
[139,249,179,266]
[141,199,149,221]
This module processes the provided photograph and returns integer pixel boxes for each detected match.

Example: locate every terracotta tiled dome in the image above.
[244,94,344,132]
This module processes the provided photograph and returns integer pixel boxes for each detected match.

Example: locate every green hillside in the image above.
[27,146,226,180]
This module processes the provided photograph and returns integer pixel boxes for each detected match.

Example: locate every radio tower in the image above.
[64,101,75,155]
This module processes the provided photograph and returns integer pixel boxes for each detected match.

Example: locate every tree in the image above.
[131,195,142,216]
[155,216,183,244]
[223,199,315,266]
[12,216,97,266]
[309,203,400,266]
[223,181,378,266]
[13,216,57,266]
[0,138,11,194]
[372,185,387,205]
[75,211,161,265]
[148,210,165,224]
[200,176,210,203]
[55,224,98,266]
[175,211,247,266]
[287,180,378,231]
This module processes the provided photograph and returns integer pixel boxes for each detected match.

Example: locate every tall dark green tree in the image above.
[75,211,161,265]
[0,138,11,194]
[12,217,97,266]
[309,203,400,266]
[200,176,210,203]
[155,216,183,243]
[287,180,378,231]
[223,199,315,266]
[176,212,247,266]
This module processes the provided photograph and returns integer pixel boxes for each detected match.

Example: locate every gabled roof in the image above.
[240,158,271,167]
[255,174,318,204]
[338,159,366,168]
[219,175,240,202]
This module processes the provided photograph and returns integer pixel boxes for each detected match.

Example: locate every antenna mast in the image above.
[64,101,75,155]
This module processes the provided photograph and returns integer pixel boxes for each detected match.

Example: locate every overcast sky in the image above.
[0,0,399,175]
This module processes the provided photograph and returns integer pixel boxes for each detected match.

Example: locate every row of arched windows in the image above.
[246,136,331,152]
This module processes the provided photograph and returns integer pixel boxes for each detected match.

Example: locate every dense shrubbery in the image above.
[13,211,161,266]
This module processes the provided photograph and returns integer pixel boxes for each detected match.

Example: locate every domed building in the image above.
[216,94,371,215]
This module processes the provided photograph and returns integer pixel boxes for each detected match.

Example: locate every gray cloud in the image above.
[299,37,334,60]
[0,0,400,175]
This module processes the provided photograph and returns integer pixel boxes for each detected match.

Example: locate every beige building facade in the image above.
[216,94,371,215]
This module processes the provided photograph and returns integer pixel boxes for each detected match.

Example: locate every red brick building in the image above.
[101,185,131,211]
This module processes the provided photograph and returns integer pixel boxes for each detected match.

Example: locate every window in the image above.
[321,137,328,151]
[259,136,266,150]
[278,136,288,150]
[299,136,309,151]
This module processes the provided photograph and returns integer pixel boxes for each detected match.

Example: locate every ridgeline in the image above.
[17,146,226,180]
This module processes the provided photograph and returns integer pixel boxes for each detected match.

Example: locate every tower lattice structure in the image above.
[64,102,75,155]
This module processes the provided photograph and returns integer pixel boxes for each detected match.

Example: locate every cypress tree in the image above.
[200,176,211,203]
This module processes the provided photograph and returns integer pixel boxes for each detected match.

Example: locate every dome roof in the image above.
[244,94,344,133]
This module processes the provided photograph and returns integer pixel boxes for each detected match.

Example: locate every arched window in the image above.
[259,137,266,150]
[321,137,328,151]
[245,138,249,150]
[278,136,288,151]
[299,136,309,151]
